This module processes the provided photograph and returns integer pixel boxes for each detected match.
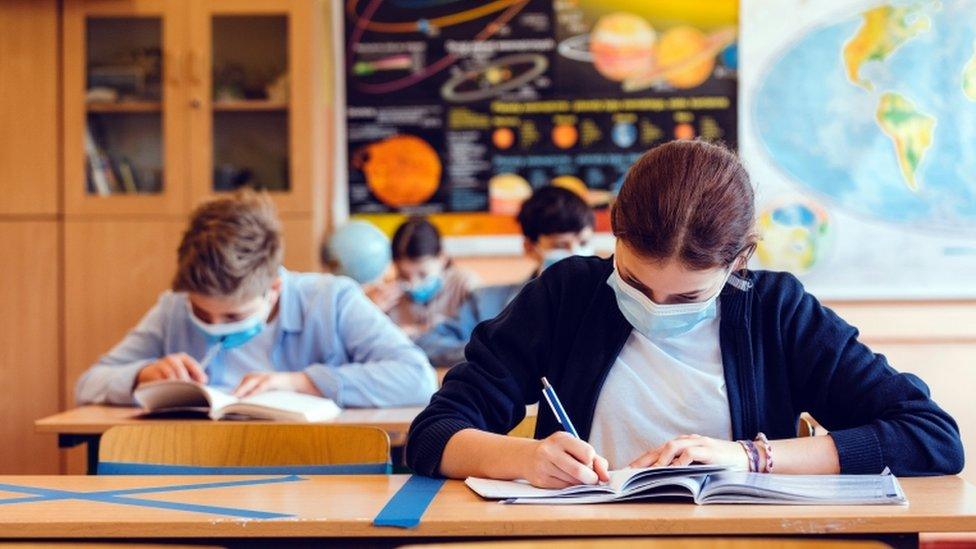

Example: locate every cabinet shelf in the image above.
[86,101,162,113]
[212,100,288,112]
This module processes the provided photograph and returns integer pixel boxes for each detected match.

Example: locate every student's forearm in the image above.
[761,435,841,474]
[439,428,536,480]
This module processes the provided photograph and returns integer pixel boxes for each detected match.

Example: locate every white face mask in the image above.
[187,295,272,348]
[606,261,730,339]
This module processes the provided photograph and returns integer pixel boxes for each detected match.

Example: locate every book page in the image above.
[199,385,239,417]
[464,477,616,500]
[700,472,907,504]
[133,380,214,412]
[223,391,341,422]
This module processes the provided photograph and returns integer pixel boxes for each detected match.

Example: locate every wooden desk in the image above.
[35,405,539,474]
[0,475,973,545]
[35,405,425,473]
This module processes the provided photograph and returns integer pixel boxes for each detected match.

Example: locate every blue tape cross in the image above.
[0,475,303,519]
[372,475,445,529]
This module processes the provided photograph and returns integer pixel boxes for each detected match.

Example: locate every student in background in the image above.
[76,190,437,408]
[416,186,595,368]
[407,140,963,486]
[369,216,479,339]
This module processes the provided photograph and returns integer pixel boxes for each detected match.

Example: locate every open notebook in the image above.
[466,465,907,505]
[133,380,341,422]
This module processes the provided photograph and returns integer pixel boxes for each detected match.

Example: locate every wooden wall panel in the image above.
[63,220,184,405]
[0,222,61,473]
[0,0,59,216]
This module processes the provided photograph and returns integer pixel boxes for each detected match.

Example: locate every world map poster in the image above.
[339,0,738,249]
[741,0,976,298]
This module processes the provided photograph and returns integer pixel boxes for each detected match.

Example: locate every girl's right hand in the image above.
[521,431,611,488]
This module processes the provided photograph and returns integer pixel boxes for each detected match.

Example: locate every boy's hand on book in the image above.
[628,434,750,471]
[136,353,209,386]
[522,431,610,489]
[232,372,321,399]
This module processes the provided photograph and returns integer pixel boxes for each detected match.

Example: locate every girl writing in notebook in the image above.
[406,140,963,488]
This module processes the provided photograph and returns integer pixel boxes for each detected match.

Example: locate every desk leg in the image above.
[58,434,101,475]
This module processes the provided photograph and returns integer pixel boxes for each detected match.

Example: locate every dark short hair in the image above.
[172,189,283,299]
[516,186,595,242]
[391,216,442,260]
[611,140,757,269]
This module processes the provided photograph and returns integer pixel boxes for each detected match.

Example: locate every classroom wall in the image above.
[0,0,62,473]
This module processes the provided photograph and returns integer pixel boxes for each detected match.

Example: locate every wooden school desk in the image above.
[35,405,424,474]
[0,475,974,546]
[35,404,540,474]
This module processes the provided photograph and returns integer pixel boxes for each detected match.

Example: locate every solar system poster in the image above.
[340,0,738,246]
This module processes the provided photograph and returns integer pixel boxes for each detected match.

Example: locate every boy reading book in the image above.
[75,190,437,408]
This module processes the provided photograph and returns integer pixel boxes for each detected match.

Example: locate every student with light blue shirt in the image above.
[75,190,437,408]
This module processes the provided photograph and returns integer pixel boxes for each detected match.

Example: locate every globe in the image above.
[327,221,391,284]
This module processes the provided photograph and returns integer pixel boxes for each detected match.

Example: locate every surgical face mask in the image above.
[539,245,595,272]
[404,274,443,305]
[188,295,272,349]
[606,264,729,339]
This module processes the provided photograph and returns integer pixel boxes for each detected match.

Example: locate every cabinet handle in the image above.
[189,99,201,109]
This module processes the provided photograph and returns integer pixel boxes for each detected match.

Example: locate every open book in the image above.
[466,465,907,505]
[133,380,342,422]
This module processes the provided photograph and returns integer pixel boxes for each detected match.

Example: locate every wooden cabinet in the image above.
[0,0,60,216]
[63,0,321,216]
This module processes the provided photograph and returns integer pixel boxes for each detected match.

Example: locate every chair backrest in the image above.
[97,423,391,475]
[508,415,537,438]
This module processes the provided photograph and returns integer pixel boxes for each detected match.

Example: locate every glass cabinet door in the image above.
[211,15,290,193]
[63,0,187,215]
[189,1,313,214]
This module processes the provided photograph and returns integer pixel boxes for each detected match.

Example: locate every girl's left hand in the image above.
[233,372,320,398]
[628,434,751,471]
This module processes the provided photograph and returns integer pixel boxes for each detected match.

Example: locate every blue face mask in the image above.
[540,245,595,272]
[188,296,271,349]
[406,275,443,305]
[606,264,728,339]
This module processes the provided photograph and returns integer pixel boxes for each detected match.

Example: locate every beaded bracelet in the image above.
[754,432,774,473]
[737,440,760,472]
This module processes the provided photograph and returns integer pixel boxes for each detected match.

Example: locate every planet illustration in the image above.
[588,12,656,82]
[611,121,637,147]
[488,173,532,216]
[492,127,515,150]
[674,122,696,140]
[552,175,613,208]
[355,135,441,208]
[440,53,548,103]
[558,12,737,92]
[756,199,832,274]
[552,123,578,149]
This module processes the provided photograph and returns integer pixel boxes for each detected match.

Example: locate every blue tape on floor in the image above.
[98,461,390,475]
[372,475,445,529]
[0,475,302,519]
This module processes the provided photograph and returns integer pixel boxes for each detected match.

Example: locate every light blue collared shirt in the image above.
[75,269,438,408]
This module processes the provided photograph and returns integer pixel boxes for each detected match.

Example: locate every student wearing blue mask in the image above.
[370,216,479,339]
[406,140,963,487]
[416,186,595,368]
[75,190,437,407]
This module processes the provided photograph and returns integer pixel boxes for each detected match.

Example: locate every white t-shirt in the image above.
[587,310,732,470]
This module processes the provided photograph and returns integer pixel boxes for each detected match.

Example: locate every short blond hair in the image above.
[172,189,283,299]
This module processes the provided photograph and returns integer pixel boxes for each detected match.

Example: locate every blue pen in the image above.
[541,377,579,438]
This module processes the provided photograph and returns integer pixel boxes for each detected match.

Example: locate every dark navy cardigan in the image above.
[406,256,963,477]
